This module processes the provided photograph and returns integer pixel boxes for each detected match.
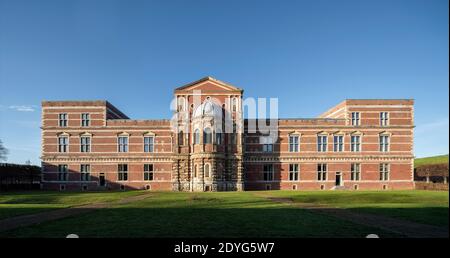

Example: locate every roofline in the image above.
[41,100,129,119]
[174,76,244,93]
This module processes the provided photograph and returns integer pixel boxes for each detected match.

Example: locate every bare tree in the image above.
[0,139,8,162]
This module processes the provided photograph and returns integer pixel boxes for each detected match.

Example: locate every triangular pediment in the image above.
[175,77,243,94]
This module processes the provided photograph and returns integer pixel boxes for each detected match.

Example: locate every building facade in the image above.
[41,77,415,191]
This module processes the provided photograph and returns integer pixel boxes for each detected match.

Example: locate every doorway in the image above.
[99,173,106,187]
[335,172,342,186]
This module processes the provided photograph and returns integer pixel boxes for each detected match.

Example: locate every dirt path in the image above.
[0,192,153,233]
[257,193,449,238]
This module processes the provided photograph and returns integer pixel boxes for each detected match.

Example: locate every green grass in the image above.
[261,190,449,227]
[0,191,144,220]
[0,190,447,238]
[415,154,449,168]
[1,191,400,238]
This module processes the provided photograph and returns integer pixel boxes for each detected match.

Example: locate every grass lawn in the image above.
[0,190,448,238]
[0,191,145,220]
[415,154,448,168]
[261,190,449,227]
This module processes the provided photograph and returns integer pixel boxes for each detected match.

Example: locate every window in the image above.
[380,112,389,126]
[204,163,210,178]
[263,164,274,181]
[351,112,360,126]
[333,135,344,152]
[380,163,389,181]
[118,136,128,152]
[81,113,90,127]
[80,136,91,152]
[215,132,222,145]
[289,164,299,181]
[58,164,68,181]
[58,113,68,127]
[118,164,128,181]
[317,164,327,181]
[231,123,237,145]
[317,135,327,152]
[194,129,200,144]
[58,136,68,153]
[232,97,237,112]
[351,163,361,181]
[289,135,299,152]
[204,128,212,144]
[178,131,184,146]
[261,136,274,152]
[351,135,361,152]
[379,135,389,152]
[144,136,154,152]
[177,97,185,112]
[194,165,198,178]
[144,164,154,181]
[80,164,90,181]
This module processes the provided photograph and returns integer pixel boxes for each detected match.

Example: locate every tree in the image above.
[0,139,8,162]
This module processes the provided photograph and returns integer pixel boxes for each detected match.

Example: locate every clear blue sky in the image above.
[0,0,448,165]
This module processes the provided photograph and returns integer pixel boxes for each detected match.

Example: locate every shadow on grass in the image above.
[2,206,448,238]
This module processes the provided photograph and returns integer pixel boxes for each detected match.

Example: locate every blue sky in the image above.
[0,0,448,165]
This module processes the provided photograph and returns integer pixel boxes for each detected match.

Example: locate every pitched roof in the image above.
[174,76,243,93]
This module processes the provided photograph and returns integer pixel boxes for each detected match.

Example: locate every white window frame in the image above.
[380,163,390,181]
[289,164,299,181]
[81,113,90,127]
[351,112,360,126]
[118,136,129,153]
[144,164,154,181]
[289,135,299,152]
[58,113,68,127]
[144,136,154,153]
[350,135,361,152]
[350,163,361,181]
[317,163,327,181]
[317,135,328,152]
[80,164,90,181]
[380,112,389,126]
[379,135,390,152]
[333,135,344,152]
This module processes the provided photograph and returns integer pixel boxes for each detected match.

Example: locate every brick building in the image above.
[41,77,415,191]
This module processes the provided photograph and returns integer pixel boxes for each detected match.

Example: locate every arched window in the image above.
[232,97,237,112]
[204,163,210,178]
[177,97,185,112]
[215,132,222,144]
[204,128,212,144]
[194,165,198,178]
[194,129,200,144]
[178,131,184,146]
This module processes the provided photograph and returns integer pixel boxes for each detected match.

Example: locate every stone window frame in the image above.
[81,113,90,127]
[379,163,390,181]
[351,112,360,126]
[379,131,391,152]
[317,163,327,181]
[317,131,328,152]
[143,132,155,153]
[79,132,92,153]
[288,132,301,153]
[289,163,299,181]
[333,131,345,152]
[117,132,130,153]
[144,164,154,181]
[380,112,389,127]
[80,164,90,181]
[57,132,70,153]
[350,131,363,152]
[58,113,68,127]
[350,163,361,181]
